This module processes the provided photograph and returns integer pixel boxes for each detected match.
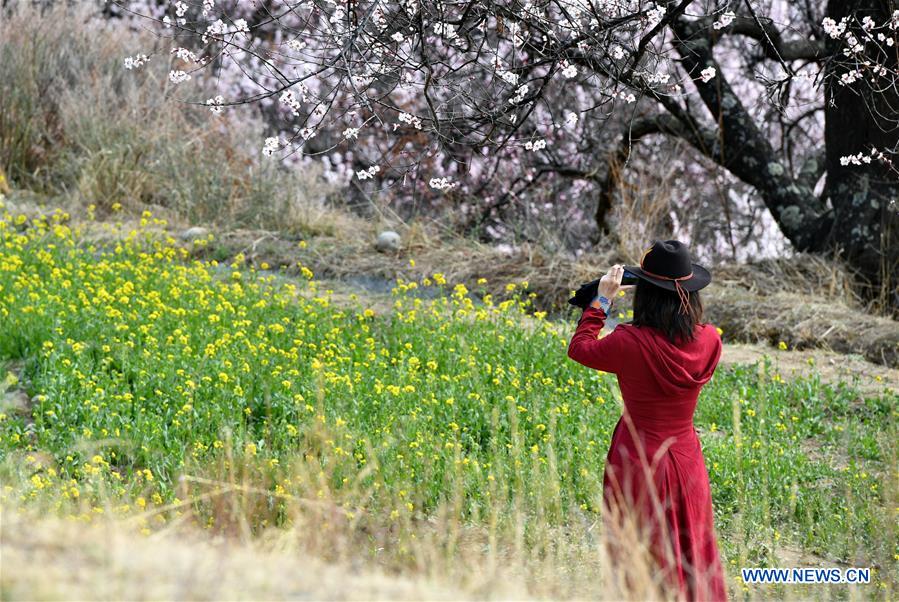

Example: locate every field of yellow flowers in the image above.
[0,203,896,598]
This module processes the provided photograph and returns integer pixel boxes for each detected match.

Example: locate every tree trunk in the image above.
[822,0,899,311]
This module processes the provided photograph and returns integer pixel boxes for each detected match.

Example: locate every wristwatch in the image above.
[589,294,612,314]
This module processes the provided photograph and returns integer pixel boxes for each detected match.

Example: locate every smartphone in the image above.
[621,268,639,286]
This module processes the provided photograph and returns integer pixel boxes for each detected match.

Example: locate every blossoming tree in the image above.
[116,0,898,308]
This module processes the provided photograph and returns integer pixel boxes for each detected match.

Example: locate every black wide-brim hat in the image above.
[568,239,711,309]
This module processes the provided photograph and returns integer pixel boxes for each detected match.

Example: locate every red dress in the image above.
[568,306,728,602]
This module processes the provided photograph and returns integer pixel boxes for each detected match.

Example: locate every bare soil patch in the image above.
[720,342,897,397]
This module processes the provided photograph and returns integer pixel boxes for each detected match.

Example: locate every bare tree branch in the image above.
[717,15,826,62]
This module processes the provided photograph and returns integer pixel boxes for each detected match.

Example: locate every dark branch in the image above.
[670,16,832,250]
[718,15,826,62]
[594,114,703,234]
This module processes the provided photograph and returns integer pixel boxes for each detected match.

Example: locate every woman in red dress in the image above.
[567,240,728,601]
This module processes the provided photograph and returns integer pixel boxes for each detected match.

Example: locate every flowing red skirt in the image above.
[602,413,728,601]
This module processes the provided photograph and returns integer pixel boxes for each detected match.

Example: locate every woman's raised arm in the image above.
[567,264,635,374]
[567,305,633,374]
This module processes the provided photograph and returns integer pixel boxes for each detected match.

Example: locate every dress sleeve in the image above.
[567,306,634,374]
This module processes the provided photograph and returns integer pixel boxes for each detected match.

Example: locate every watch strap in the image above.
[589,294,612,314]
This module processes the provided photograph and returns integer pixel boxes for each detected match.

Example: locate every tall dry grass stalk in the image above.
[605,155,678,265]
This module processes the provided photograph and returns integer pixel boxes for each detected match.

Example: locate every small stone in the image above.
[179,226,210,242]
[375,230,401,252]
[1,390,29,412]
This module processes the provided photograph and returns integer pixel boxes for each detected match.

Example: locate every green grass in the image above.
[0,205,896,596]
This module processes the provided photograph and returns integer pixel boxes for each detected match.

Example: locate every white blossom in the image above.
[509,83,529,104]
[123,54,149,70]
[372,8,389,30]
[343,127,360,140]
[561,62,578,78]
[433,22,458,41]
[839,70,861,85]
[206,95,225,115]
[300,127,317,140]
[429,177,457,190]
[610,89,636,103]
[822,17,847,39]
[524,139,547,152]
[713,11,736,30]
[646,4,666,29]
[168,70,191,84]
[174,1,188,18]
[398,112,423,129]
[286,39,307,52]
[498,70,519,85]
[391,32,404,42]
[233,19,250,35]
[204,19,228,42]
[356,165,381,180]
[202,0,215,17]
[171,47,199,63]
[699,66,717,83]
[843,34,864,54]
[610,45,625,60]
[262,137,283,157]
[279,90,302,116]
[351,74,372,88]
[839,148,884,166]
[645,70,670,85]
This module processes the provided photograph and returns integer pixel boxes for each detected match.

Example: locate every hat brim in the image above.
[623,263,711,292]
[566,264,712,309]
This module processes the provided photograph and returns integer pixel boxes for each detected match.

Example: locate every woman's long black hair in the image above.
[631,278,704,345]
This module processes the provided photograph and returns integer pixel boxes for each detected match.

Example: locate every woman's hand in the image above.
[597,264,632,299]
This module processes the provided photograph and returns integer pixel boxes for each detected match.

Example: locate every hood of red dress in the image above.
[616,323,722,396]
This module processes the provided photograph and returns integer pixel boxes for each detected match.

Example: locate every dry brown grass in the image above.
[0,467,681,602]
[706,254,899,367]
[0,2,337,234]
[0,505,471,601]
